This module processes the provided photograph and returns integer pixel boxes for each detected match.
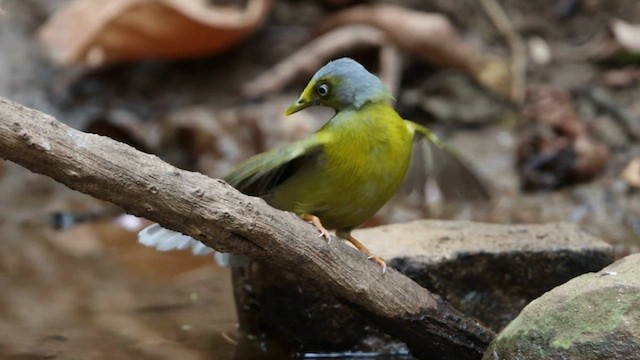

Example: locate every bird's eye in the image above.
[317,83,329,97]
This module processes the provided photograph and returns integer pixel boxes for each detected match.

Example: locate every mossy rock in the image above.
[484,253,640,360]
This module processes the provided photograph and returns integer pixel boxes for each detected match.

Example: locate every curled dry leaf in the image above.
[622,158,640,188]
[315,4,513,100]
[39,0,272,67]
[517,85,610,191]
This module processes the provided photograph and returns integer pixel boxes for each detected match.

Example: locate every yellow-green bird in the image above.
[139,57,489,272]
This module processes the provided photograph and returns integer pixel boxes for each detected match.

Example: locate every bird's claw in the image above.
[368,254,387,274]
[303,214,332,244]
[318,231,332,244]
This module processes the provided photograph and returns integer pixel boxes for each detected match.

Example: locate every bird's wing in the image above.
[224,136,324,198]
[402,121,491,202]
[138,137,323,266]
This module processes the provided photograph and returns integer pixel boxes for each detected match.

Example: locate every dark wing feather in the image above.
[401,121,491,202]
[223,138,323,200]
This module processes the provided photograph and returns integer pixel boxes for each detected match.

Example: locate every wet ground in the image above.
[1,0,640,359]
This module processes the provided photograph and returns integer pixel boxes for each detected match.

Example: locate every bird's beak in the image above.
[284,97,312,115]
[284,84,315,116]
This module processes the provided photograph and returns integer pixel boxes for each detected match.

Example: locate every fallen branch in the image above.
[0,97,494,359]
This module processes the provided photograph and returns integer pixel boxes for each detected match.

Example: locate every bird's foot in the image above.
[302,213,332,244]
[337,231,387,274]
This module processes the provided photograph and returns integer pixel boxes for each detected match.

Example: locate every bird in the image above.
[138,57,489,272]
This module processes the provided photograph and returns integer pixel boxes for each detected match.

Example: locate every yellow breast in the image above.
[272,101,413,230]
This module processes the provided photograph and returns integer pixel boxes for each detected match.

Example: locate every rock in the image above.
[484,253,640,360]
[233,220,613,354]
[363,220,613,331]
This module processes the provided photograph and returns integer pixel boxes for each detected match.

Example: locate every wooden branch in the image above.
[0,97,494,359]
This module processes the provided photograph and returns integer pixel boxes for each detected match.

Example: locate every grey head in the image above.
[311,58,391,110]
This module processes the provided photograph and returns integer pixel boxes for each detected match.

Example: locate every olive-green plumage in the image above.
[224,58,488,235]
[138,58,489,271]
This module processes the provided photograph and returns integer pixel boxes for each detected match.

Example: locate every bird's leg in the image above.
[302,213,332,243]
[336,230,387,273]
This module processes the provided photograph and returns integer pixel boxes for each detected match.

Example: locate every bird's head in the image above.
[285,58,391,115]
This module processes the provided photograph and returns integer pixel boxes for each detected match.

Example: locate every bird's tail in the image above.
[137,223,248,267]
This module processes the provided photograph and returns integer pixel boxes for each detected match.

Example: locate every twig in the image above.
[242,25,389,98]
[0,97,494,359]
[479,0,527,104]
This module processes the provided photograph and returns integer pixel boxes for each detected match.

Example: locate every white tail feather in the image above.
[137,224,248,267]
[138,223,214,256]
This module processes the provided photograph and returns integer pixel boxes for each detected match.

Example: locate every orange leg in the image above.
[302,213,332,243]
[337,230,387,273]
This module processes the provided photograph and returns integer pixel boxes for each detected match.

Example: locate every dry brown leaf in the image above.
[517,85,610,191]
[573,134,610,177]
[39,0,272,67]
[622,157,640,188]
[522,86,585,135]
[315,4,513,100]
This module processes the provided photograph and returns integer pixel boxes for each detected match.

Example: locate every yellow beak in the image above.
[284,96,312,116]
[285,82,316,116]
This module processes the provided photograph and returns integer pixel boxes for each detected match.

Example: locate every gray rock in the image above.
[233,220,613,354]
[483,253,640,360]
[363,220,613,331]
